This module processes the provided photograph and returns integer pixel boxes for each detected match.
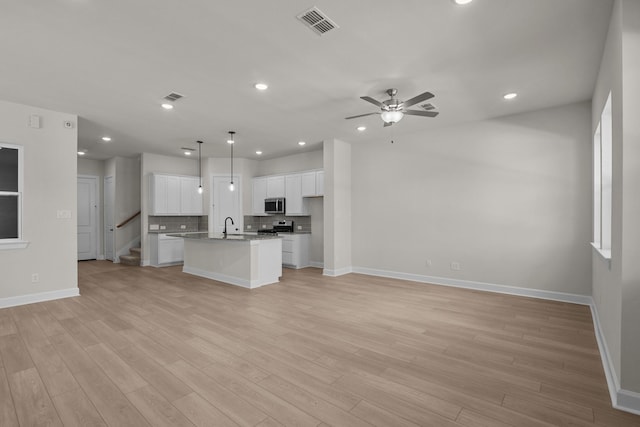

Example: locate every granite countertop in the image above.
[166,232,281,241]
[244,230,312,235]
[148,229,203,234]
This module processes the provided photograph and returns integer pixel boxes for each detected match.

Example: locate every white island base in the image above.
[181,236,282,289]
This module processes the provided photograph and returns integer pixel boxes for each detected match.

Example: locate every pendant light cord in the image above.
[197,140,203,187]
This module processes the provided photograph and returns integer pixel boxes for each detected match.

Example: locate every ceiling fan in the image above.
[345,88,439,127]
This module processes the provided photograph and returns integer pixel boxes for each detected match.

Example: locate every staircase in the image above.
[120,247,141,266]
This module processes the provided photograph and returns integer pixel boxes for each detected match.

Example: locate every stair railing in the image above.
[116,211,141,229]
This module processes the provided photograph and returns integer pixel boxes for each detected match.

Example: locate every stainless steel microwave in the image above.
[264,198,285,214]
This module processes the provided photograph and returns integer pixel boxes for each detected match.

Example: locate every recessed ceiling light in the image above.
[298,141,306,146]
[357,126,366,131]
[101,136,111,142]
[254,83,268,91]
[77,151,86,156]
[256,151,263,155]
[453,0,473,4]
[503,92,518,100]
[161,103,174,110]
[184,151,191,156]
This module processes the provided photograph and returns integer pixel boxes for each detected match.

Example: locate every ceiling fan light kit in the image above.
[346,88,439,127]
[381,110,404,124]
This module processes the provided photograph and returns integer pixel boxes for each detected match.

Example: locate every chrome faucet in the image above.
[223,217,234,236]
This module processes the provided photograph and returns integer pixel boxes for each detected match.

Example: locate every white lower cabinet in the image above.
[150,233,184,266]
[281,234,310,269]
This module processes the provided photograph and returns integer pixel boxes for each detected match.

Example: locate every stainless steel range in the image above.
[257,220,294,235]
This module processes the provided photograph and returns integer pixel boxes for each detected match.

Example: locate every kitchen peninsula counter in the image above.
[170,232,282,289]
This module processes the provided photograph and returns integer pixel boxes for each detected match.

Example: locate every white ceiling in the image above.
[1,0,612,160]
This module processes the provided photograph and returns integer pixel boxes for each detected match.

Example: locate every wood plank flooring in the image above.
[0,260,638,426]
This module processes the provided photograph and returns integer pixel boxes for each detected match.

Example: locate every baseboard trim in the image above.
[590,300,640,415]
[323,266,353,277]
[0,287,80,309]
[349,265,640,416]
[351,266,592,305]
[309,261,324,269]
[182,266,278,289]
[617,390,640,415]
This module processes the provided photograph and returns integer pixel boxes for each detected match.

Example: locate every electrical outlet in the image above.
[425,259,432,267]
[180,224,186,229]
[246,225,252,229]
[149,224,159,230]
[160,225,166,230]
[262,224,267,228]
[450,262,461,271]
[31,273,39,283]
[297,225,302,230]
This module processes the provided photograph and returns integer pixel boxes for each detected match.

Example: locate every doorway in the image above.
[104,176,115,261]
[77,175,98,260]
[211,175,243,233]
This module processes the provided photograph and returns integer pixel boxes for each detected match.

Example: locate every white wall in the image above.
[256,150,322,176]
[323,140,352,275]
[591,0,640,402]
[619,0,640,394]
[351,102,592,295]
[0,99,78,306]
[592,0,640,401]
[592,0,624,391]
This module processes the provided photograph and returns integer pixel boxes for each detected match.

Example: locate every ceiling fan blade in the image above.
[402,91,435,108]
[404,109,439,118]
[360,96,385,108]
[383,121,393,127]
[345,112,379,120]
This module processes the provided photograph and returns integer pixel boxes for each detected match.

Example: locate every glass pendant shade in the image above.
[381,110,404,123]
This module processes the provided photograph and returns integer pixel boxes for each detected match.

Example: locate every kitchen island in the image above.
[168,233,282,289]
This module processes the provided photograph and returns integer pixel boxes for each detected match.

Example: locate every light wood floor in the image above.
[0,262,638,427]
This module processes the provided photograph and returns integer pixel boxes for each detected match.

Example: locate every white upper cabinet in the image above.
[316,171,324,196]
[285,174,308,216]
[301,172,317,197]
[150,174,204,216]
[301,170,324,197]
[266,175,285,198]
[252,177,268,215]
[180,176,203,215]
[251,169,323,215]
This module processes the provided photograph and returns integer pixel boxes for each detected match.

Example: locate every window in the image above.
[593,93,612,260]
[0,142,27,249]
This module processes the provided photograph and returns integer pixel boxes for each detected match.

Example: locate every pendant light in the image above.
[227,131,235,192]
[197,140,203,194]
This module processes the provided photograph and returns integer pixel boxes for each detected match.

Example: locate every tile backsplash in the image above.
[148,216,207,232]
[244,215,311,232]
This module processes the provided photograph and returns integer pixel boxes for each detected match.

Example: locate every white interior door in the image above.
[77,176,98,260]
[104,176,115,261]
[212,175,242,233]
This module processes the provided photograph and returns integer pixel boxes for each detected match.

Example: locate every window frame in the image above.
[0,142,28,250]
[592,92,612,262]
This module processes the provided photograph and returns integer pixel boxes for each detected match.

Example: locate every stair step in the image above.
[120,254,141,266]
[129,247,141,255]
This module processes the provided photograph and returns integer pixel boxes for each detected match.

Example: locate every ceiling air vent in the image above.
[297,7,339,36]
[164,92,184,102]
[420,103,436,111]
